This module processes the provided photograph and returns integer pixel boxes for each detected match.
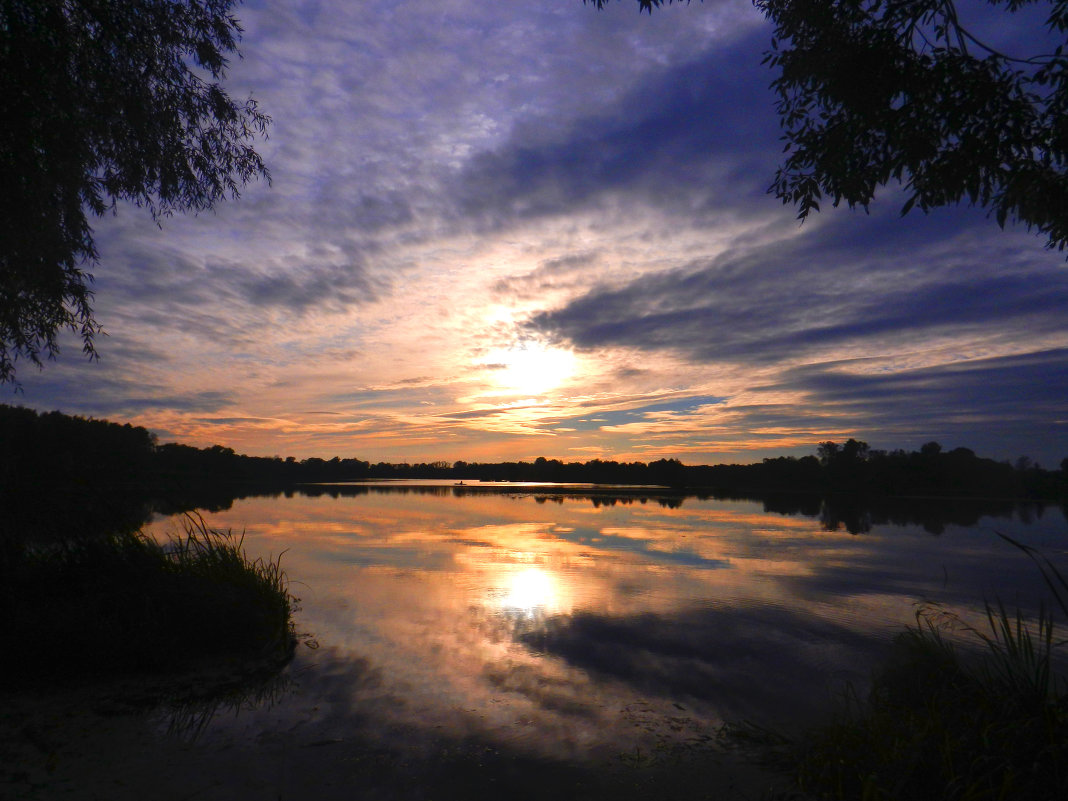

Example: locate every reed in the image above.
[3,514,296,681]
[778,566,1068,800]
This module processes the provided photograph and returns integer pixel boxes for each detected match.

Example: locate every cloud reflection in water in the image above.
[144,486,1067,760]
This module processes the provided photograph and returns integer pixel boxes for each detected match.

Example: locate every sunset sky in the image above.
[12,0,1068,466]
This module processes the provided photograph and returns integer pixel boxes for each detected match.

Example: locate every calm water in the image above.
[147,484,1066,752]
[11,484,1065,800]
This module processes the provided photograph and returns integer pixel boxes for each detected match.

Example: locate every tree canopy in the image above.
[593,1,1068,252]
[0,0,269,383]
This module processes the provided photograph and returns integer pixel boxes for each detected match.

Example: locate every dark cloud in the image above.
[93,218,385,321]
[441,408,514,421]
[233,259,382,312]
[438,401,555,422]
[526,210,1068,365]
[15,370,234,419]
[492,252,603,300]
[113,391,233,413]
[619,348,1067,462]
[558,395,726,432]
[455,29,780,227]
[771,349,1068,457]
[316,187,414,234]
[538,253,600,273]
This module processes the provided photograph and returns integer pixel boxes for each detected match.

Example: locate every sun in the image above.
[485,343,576,396]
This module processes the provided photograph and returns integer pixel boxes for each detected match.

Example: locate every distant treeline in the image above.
[2,404,1066,503]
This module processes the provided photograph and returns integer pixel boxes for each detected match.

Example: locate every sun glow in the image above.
[501,567,555,614]
[485,344,576,396]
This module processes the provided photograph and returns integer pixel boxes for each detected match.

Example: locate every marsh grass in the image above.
[764,533,1068,801]
[3,514,296,682]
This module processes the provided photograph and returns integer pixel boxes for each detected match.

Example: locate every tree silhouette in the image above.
[591,1,1068,251]
[0,0,270,383]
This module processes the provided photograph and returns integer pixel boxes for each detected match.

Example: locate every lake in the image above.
[6,483,1067,799]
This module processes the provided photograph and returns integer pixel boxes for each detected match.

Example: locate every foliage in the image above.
[2,514,295,680]
[0,0,269,383]
[593,1,1068,253]
[759,0,1068,244]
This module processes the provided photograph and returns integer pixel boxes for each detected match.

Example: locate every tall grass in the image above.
[3,514,296,682]
[775,536,1068,801]
[786,607,1066,800]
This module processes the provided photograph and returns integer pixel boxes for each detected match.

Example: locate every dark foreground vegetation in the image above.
[796,620,1065,799]
[1,514,295,685]
[732,537,1068,801]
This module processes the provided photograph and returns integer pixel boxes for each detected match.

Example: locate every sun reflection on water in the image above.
[500,567,555,616]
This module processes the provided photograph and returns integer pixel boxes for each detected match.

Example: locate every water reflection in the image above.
[521,604,883,726]
[11,486,1065,798]
[140,489,1065,750]
[161,663,294,743]
[499,567,557,617]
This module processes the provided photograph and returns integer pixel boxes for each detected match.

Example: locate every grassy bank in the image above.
[736,540,1068,801]
[777,605,1066,800]
[2,515,296,682]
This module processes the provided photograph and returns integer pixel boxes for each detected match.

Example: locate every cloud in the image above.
[555,395,727,432]
[573,348,1068,462]
[770,349,1068,453]
[94,223,385,319]
[492,252,604,301]
[232,258,383,312]
[453,28,781,229]
[13,369,235,419]
[526,209,1068,367]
